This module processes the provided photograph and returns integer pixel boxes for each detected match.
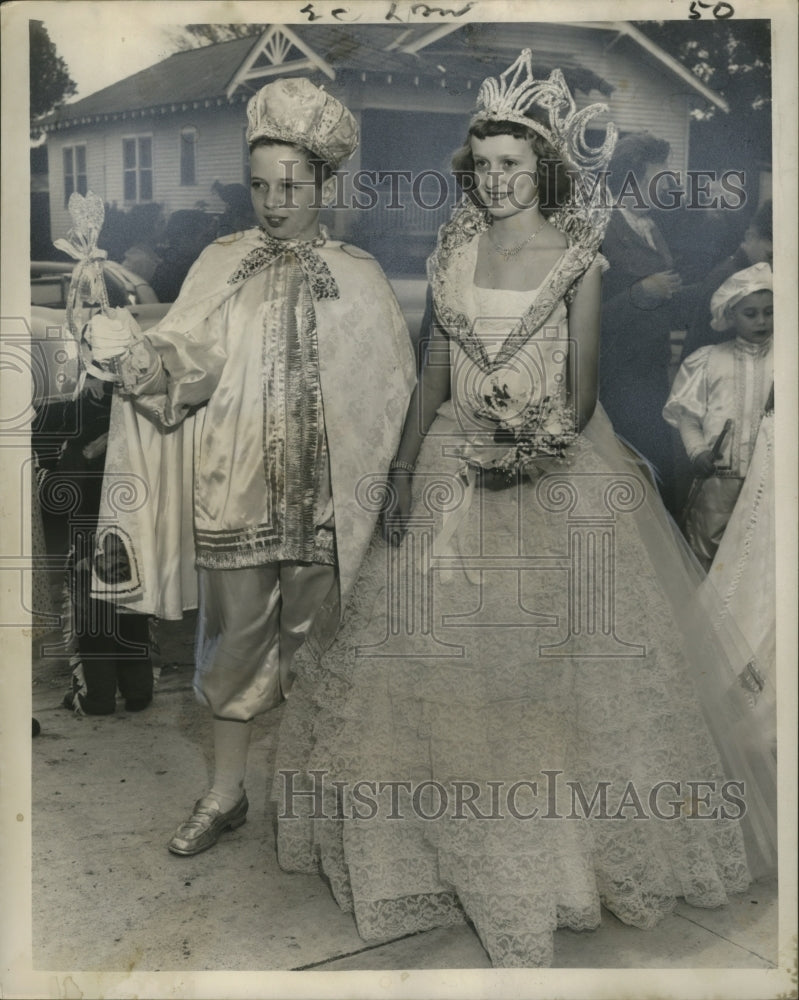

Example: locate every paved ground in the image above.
[21,605,787,998]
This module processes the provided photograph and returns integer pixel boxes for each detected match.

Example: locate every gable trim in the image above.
[225,25,335,98]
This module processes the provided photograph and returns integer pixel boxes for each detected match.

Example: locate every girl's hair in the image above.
[451,117,571,217]
[607,133,671,199]
[248,137,333,185]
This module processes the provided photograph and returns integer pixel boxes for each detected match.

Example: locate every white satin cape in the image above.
[91,230,416,653]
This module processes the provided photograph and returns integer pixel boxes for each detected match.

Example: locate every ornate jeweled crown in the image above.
[471,49,617,174]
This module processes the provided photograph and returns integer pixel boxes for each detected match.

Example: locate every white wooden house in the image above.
[39,20,727,273]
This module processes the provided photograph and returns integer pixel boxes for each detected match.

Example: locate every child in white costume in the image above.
[86,78,416,855]
[664,262,773,569]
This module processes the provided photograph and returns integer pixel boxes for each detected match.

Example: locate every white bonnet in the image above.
[710,262,773,331]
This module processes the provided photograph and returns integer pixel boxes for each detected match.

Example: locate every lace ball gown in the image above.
[272,265,776,969]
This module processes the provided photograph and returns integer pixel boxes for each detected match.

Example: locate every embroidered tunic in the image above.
[129,254,334,569]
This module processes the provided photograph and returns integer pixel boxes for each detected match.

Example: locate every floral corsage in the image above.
[474,395,579,481]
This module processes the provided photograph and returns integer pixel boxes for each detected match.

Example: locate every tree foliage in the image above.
[29,20,77,120]
[636,19,771,119]
[169,23,267,50]
[635,19,771,172]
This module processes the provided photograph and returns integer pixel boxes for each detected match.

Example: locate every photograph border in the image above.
[2,1,796,997]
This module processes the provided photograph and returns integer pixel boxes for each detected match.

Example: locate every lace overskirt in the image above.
[272,406,761,968]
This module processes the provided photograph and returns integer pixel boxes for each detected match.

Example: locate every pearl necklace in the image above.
[490,218,547,259]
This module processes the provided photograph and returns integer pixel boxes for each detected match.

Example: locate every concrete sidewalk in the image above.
[30,612,779,976]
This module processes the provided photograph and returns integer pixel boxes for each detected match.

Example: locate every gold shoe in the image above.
[167,793,248,856]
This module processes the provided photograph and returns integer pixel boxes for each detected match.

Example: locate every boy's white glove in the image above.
[85,307,141,363]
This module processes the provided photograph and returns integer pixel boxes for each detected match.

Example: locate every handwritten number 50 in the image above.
[689,1,735,18]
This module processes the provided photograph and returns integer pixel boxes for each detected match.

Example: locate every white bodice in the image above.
[449,283,569,429]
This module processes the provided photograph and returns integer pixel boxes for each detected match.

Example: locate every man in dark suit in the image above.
[600,133,683,514]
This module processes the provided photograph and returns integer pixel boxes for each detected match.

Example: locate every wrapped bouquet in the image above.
[473,394,579,480]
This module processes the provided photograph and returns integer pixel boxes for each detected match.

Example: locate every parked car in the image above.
[31,259,160,311]
[30,303,169,408]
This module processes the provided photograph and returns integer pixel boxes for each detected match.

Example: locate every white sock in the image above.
[208,717,252,811]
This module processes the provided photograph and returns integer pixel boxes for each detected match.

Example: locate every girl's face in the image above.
[249,144,335,241]
[470,135,540,219]
[730,289,774,345]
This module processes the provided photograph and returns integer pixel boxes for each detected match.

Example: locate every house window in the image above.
[63,145,87,205]
[123,136,153,202]
[180,126,198,186]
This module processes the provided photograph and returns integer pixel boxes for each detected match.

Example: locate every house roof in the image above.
[38,36,258,131]
[37,21,726,133]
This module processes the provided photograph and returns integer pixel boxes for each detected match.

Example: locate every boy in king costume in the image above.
[86,78,416,855]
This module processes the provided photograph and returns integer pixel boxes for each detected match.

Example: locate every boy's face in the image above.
[249,144,334,241]
[730,289,773,345]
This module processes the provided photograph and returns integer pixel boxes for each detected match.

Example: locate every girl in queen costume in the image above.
[272,52,777,967]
